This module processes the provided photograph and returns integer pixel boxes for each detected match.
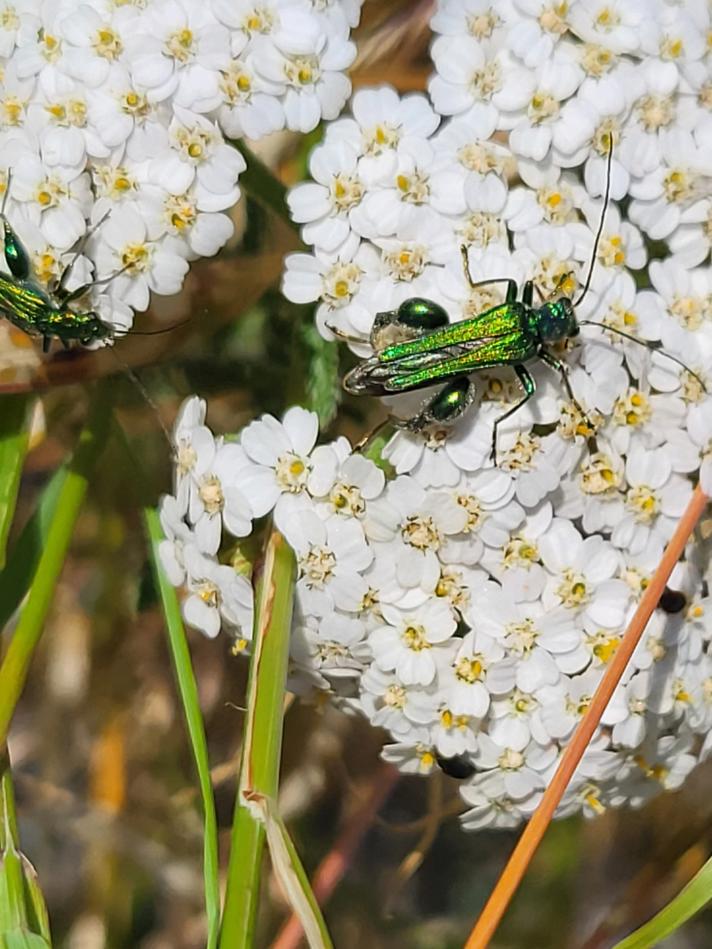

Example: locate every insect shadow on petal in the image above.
[331,138,705,463]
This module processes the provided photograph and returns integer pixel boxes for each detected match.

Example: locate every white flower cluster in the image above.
[272,0,712,825]
[0,0,361,336]
[161,387,712,830]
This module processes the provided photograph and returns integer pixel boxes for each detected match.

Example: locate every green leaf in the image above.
[144,509,220,949]
[0,771,50,948]
[0,932,51,948]
[301,323,341,429]
[612,854,712,949]
[219,531,297,949]
[0,393,111,747]
[0,467,68,635]
[0,395,33,570]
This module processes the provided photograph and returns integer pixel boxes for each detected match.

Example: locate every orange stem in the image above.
[465,483,709,949]
[271,762,400,949]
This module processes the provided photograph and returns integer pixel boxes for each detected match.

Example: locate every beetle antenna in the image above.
[106,346,173,447]
[113,317,192,338]
[579,320,707,392]
[573,135,615,308]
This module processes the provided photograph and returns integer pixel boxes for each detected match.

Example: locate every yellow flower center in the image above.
[384,244,428,282]
[467,9,499,38]
[556,569,589,608]
[529,91,559,124]
[331,173,363,211]
[637,94,674,132]
[588,631,621,664]
[402,515,441,551]
[505,618,538,655]
[121,242,150,272]
[627,484,659,523]
[598,233,626,267]
[199,475,224,515]
[165,27,193,63]
[402,624,430,651]
[301,546,337,587]
[580,43,615,77]
[454,656,484,684]
[539,2,568,33]
[93,25,123,60]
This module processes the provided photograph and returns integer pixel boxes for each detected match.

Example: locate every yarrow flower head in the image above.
[0,0,362,372]
[162,0,712,832]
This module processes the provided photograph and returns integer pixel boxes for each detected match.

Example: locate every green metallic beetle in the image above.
[337,143,700,461]
[0,184,116,352]
[341,253,586,461]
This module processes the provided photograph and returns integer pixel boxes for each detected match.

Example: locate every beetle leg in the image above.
[548,270,575,300]
[538,347,590,420]
[491,365,535,464]
[325,322,369,346]
[523,281,534,306]
[460,246,518,299]
[354,416,391,452]
[53,210,112,298]
[61,261,134,304]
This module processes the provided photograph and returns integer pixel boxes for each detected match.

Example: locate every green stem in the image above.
[144,508,221,949]
[231,141,298,233]
[0,760,17,850]
[0,394,33,570]
[219,530,296,949]
[0,392,111,747]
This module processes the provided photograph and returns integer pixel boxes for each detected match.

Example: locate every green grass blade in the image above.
[262,798,333,949]
[0,395,110,747]
[612,855,712,949]
[219,530,296,949]
[0,395,33,571]
[0,467,68,635]
[144,508,220,949]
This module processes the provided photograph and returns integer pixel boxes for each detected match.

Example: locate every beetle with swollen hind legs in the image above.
[0,175,143,352]
[335,139,702,463]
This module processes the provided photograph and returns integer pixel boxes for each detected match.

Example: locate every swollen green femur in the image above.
[397,297,449,330]
[3,219,30,280]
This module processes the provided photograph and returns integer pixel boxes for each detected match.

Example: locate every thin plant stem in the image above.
[0,394,32,570]
[465,483,710,949]
[144,507,221,949]
[0,391,111,747]
[219,530,297,949]
[0,760,17,848]
[231,141,297,233]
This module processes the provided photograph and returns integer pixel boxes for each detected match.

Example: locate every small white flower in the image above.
[239,407,333,528]
[284,508,372,616]
[182,545,253,640]
[370,600,457,686]
[365,476,468,594]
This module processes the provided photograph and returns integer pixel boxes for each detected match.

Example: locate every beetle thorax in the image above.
[534,298,578,342]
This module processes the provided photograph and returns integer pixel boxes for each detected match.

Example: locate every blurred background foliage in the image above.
[2,1,712,946]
